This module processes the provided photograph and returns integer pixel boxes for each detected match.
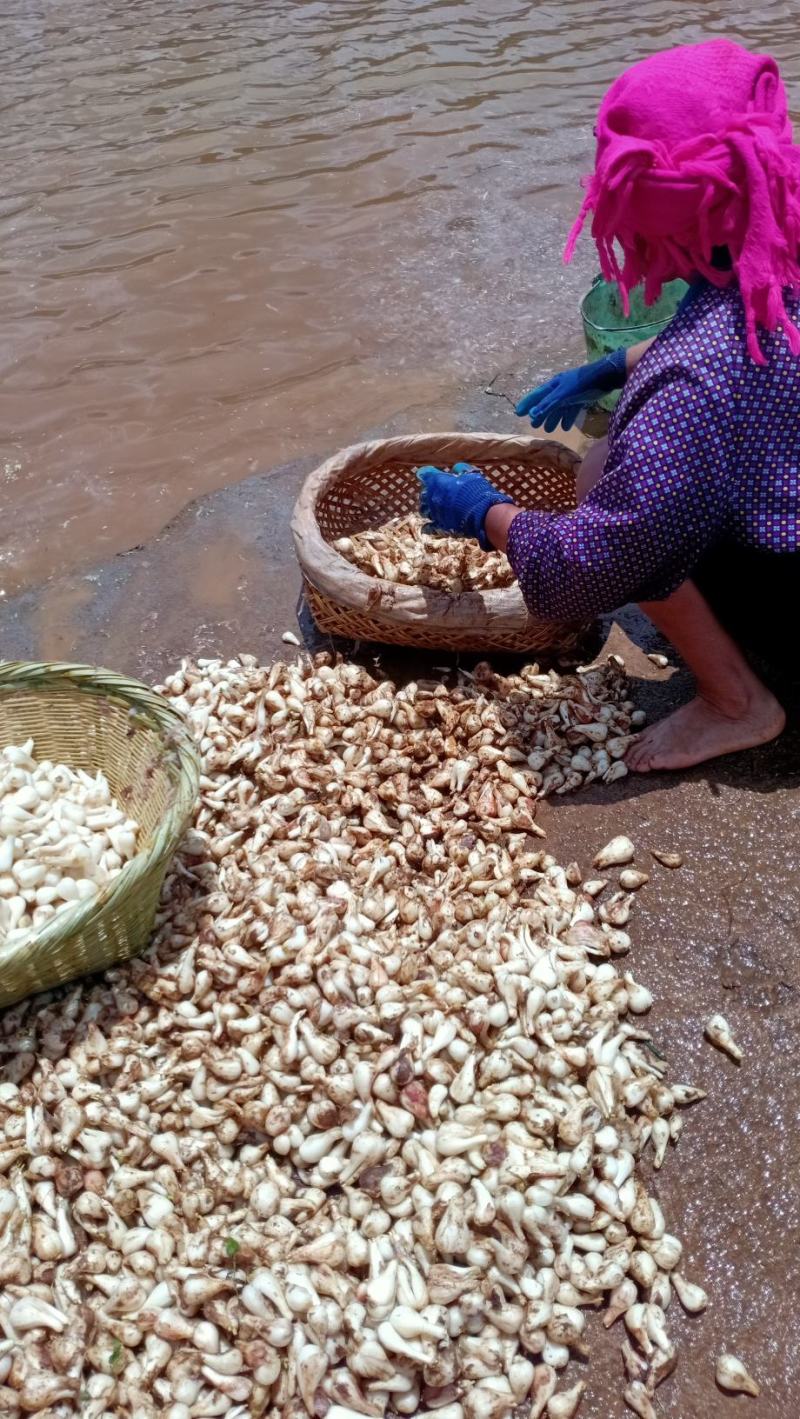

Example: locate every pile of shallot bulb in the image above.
[0,654,715,1419]
[333,515,515,593]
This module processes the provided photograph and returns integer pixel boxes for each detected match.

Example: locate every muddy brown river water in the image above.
[2,1,799,593]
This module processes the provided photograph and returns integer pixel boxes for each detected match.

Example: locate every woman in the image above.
[418,39,800,772]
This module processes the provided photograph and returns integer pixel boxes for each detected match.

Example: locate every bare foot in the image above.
[626,690,785,773]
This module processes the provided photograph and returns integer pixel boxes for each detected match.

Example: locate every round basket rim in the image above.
[291,432,580,634]
[0,660,200,974]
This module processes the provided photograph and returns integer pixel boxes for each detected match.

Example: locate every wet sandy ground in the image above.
[2,397,799,1417]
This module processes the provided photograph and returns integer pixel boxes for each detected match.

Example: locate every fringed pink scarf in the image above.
[564,39,800,363]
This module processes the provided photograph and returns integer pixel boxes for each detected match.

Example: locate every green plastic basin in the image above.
[580,274,688,410]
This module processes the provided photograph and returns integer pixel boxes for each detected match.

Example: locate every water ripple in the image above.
[1,0,798,588]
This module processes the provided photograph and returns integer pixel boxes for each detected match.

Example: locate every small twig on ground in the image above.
[484,372,519,410]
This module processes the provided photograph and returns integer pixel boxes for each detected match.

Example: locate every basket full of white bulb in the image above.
[0,661,199,1009]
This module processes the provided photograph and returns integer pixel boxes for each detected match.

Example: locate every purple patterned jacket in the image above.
[506,283,800,619]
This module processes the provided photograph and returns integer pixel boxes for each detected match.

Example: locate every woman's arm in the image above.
[494,377,734,620]
[625,336,657,374]
[485,343,656,554]
[484,502,520,554]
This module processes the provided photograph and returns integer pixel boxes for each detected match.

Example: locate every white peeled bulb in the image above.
[715,1353,760,1396]
[704,1013,743,1063]
[547,1380,586,1417]
[672,1271,708,1314]
[0,742,138,947]
[594,835,635,869]
[623,1381,657,1419]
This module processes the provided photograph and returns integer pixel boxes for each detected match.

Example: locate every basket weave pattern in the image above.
[0,662,199,1010]
[292,433,588,654]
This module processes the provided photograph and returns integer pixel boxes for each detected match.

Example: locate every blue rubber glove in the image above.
[417,461,514,551]
[515,347,628,432]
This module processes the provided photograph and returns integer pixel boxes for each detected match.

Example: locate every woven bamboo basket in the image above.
[292,433,589,654]
[0,662,200,1010]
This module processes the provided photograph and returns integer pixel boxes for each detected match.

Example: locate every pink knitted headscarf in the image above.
[564,39,800,363]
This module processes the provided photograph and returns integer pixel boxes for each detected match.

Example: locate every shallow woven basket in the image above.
[0,662,200,1010]
[292,433,588,654]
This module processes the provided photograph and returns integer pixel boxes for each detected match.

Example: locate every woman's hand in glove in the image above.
[515,347,627,432]
[417,461,514,550]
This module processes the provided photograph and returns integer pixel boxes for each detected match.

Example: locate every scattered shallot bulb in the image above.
[623,1380,658,1419]
[619,868,649,891]
[672,1272,709,1314]
[704,1013,743,1063]
[594,836,635,869]
[650,847,683,869]
[547,1379,586,1417]
[715,1353,760,1396]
